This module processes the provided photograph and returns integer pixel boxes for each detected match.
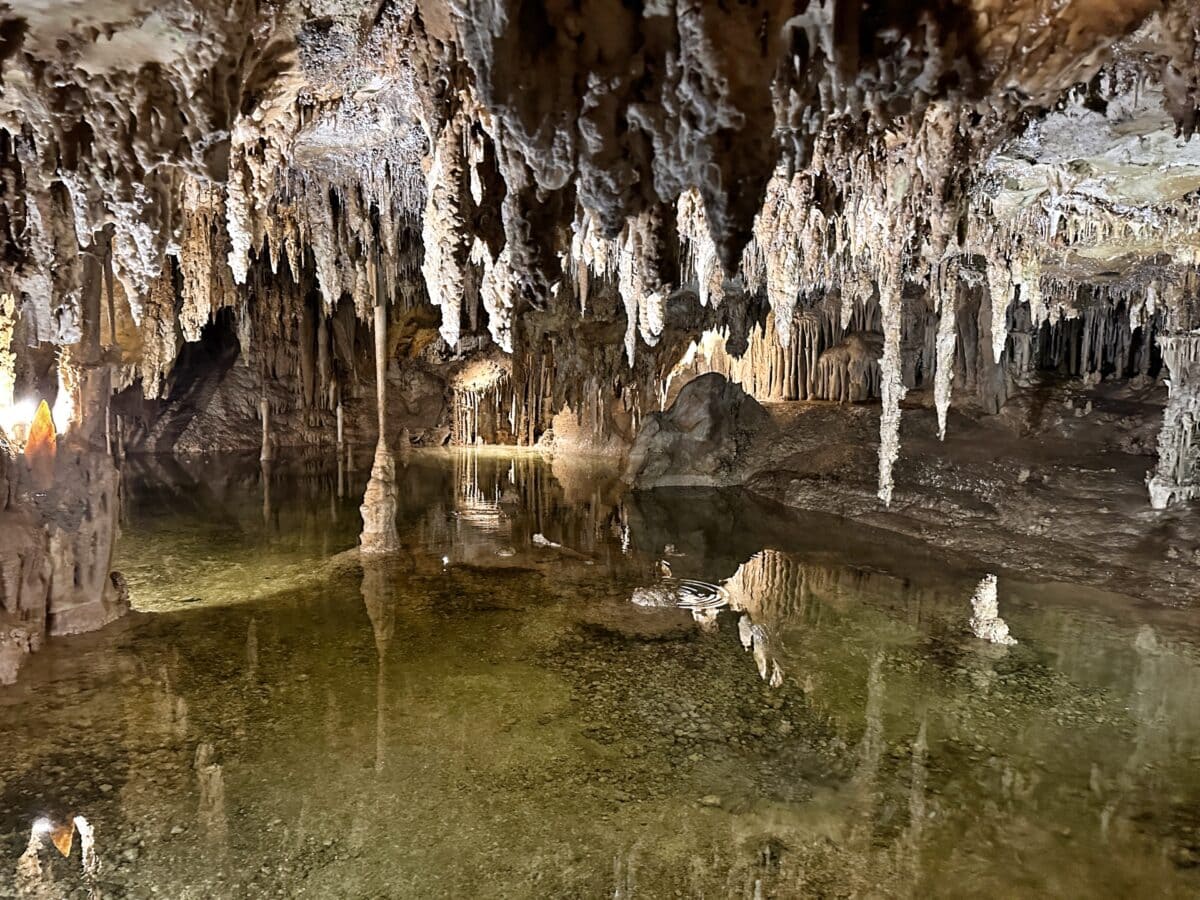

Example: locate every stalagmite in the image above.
[359,303,399,555]
[813,334,883,403]
[15,820,49,889]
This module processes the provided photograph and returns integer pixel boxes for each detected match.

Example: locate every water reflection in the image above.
[361,561,397,773]
[1,450,1199,896]
[194,743,227,853]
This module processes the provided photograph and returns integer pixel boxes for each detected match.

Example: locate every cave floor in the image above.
[2,450,1200,897]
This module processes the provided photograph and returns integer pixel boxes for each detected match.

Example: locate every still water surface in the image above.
[2,449,1200,898]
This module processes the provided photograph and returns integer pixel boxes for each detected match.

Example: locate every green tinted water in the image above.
[2,449,1199,898]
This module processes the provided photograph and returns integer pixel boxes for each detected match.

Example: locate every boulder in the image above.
[624,373,772,488]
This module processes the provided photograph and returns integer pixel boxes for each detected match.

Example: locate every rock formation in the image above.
[0,0,1198,665]
[625,373,772,488]
[968,575,1017,646]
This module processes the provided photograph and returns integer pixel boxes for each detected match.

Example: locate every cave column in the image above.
[1147,331,1200,509]
[335,384,345,499]
[359,302,399,554]
[374,303,387,441]
[259,396,273,462]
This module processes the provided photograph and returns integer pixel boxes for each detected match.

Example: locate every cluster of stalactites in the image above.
[567,205,672,368]
[665,298,883,407]
[0,0,292,343]
[225,144,425,320]
[452,371,514,445]
[501,102,967,502]
[423,0,1200,500]
[1148,329,1200,509]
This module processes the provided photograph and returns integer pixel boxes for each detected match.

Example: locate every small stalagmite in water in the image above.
[969,574,1017,645]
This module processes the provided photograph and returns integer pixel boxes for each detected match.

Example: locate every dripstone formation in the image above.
[2,1,1200,669]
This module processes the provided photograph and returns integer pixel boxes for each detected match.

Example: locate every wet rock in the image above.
[624,374,772,488]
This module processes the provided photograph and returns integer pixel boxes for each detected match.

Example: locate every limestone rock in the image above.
[624,374,772,488]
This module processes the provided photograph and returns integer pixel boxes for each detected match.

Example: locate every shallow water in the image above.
[3,448,1200,898]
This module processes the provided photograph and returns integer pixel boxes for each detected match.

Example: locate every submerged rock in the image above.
[630,578,729,611]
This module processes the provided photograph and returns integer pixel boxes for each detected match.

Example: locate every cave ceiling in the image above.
[0,0,1199,500]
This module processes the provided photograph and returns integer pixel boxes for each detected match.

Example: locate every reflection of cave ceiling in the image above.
[1,0,1199,500]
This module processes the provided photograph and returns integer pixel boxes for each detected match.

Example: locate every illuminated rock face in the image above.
[23,401,56,490]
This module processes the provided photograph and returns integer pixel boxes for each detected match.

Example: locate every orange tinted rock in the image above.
[24,401,56,490]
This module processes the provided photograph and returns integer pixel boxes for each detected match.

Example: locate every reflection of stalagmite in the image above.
[360,303,399,554]
[903,718,929,881]
[195,743,228,852]
[360,561,397,772]
[852,653,886,796]
[246,618,258,682]
[968,575,1016,645]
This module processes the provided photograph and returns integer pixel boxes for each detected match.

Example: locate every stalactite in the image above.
[617,209,670,367]
[471,239,517,354]
[422,116,469,348]
[226,161,253,287]
[676,189,724,308]
[745,168,809,348]
[308,183,342,315]
[935,262,959,440]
